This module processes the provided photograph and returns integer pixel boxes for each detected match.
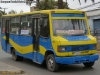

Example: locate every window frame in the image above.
[1,17,6,34]
[20,15,32,36]
[10,16,21,35]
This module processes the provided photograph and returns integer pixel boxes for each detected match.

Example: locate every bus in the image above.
[1,9,99,72]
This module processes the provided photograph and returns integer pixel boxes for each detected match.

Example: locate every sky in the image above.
[0,0,100,13]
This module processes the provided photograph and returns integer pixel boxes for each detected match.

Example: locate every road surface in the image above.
[0,50,99,75]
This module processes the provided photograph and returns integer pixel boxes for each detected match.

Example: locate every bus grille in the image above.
[71,45,91,51]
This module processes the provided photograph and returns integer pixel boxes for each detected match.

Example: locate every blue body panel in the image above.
[63,36,90,41]
[16,51,44,64]
[1,34,53,64]
[1,33,99,65]
[55,54,99,64]
[59,44,96,52]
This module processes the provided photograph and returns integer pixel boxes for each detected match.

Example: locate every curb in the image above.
[0,62,25,74]
[0,71,25,74]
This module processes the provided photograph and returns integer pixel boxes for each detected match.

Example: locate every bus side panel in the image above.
[2,34,33,59]
[2,34,54,64]
[36,37,54,63]
[8,34,34,58]
[15,37,54,64]
[1,34,7,52]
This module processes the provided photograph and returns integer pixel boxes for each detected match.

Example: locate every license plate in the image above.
[73,51,89,55]
[73,52,81,55]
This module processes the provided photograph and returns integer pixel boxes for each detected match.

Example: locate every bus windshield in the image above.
[52,19,88,36]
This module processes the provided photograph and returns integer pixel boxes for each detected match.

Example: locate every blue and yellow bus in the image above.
[1,9,99,72]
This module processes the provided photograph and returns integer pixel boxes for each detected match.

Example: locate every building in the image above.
[86,8,100,35]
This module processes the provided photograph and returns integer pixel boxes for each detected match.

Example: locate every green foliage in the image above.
[0,10,6,15]
[36,0,69,10]
[26,0,95,9]
[8,10,17,14]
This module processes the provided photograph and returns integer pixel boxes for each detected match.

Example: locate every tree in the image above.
[58,0,95,9]
[8,10,17,14]
[19,10,23,14]
[26,0,95,9]
[35,0,69,10]
[0,10,6,15]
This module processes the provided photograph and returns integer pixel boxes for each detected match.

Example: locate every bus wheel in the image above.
[46,54,59,72]
[12,50,23,61]
[83,62,95,67]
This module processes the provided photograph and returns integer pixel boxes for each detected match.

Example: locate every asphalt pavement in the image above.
[0,50,99,75]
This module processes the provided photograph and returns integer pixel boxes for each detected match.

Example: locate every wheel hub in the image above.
[48,58,54,68]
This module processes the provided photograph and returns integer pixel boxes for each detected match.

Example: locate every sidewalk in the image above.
[97,51,100,54]
[0,61,27,75]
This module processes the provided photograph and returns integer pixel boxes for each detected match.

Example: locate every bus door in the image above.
[32,14,49,63]
[5,19,10,52]
[32,17,40,62]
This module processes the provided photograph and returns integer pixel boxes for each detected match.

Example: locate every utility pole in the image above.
[3,8,7,14]
[2,8,7,14]
[77,1,100,10]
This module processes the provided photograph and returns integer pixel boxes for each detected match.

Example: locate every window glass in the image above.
[2,18,5,33]
[21,16,32,35]
[10,17,20,34]
[40,17,50,37]
[52,19,87,36]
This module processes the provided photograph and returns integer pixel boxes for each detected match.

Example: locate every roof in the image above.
[86,8,100,12]
[2,9,85,17]
[86,8,100,17]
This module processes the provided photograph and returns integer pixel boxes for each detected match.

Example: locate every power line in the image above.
[76,1,100,10]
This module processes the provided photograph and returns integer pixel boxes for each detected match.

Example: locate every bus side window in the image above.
[2,18,5,33]
[20,15,32,35]
[40,18,50,37]
[10,17,20,34]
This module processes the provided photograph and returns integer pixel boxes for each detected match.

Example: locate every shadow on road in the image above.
[9,58,94,72]
[58,65,94,73]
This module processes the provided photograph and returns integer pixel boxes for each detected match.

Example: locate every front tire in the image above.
[83,62,95,67]
[12,49,23,61]
[46,54,59,72]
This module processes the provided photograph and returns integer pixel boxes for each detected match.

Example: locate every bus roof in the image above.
[2,9,85,17]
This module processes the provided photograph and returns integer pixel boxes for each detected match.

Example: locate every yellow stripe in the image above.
[3,36,46,55]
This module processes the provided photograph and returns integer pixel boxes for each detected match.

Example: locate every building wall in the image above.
[86,9,100,35]
[87,15,100,35]
[88,18,93,32]
[86,9,100,17]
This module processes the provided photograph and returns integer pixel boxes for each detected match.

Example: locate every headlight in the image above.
[57,47,66,52]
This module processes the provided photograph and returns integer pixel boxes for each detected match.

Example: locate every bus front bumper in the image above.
[55,54,99,64]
